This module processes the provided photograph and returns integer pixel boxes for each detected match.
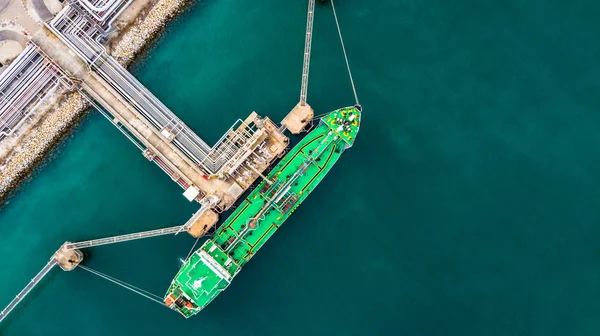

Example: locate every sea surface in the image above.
[2,0,600,335]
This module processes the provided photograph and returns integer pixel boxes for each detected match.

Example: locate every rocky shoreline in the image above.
[0,0,191,204]
[111,0,191,66]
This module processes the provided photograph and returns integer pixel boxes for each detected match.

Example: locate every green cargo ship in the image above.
[164,105,361,317]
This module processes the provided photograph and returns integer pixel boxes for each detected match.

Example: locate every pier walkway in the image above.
[299,0,315,106]
[67,225,184,250]
[0,259,57,324]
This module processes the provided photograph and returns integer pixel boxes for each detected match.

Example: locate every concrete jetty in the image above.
[0,0,194,202]
[25,5,289,210]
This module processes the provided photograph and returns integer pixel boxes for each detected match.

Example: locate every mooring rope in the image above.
[85,266,163,301]
[184,226,215,261]
[331,0,360,106]
[311,110,338,120]
[185,236,201,261]
[79,265,167,307]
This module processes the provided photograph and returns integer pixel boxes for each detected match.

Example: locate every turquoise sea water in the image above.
[2,0,600,335]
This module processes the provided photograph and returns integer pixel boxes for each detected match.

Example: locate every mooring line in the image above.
[331,0,360,106]
[185,236,201,261]
[79,265,166,307]
[87,266,163,301]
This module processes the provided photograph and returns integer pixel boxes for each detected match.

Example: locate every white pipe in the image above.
[77,0,119,13]
[0,75,65,137]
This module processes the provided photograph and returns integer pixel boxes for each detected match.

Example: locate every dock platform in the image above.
[282,103,314,134]
[185,209,219,238]
[53,242,83,271]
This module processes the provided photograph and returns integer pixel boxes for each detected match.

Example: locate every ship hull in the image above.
[164,106,361,317]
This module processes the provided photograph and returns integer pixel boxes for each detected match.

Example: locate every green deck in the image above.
[164,106,361,317]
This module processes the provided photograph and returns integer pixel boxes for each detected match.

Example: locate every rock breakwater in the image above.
[112,0,188,66]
